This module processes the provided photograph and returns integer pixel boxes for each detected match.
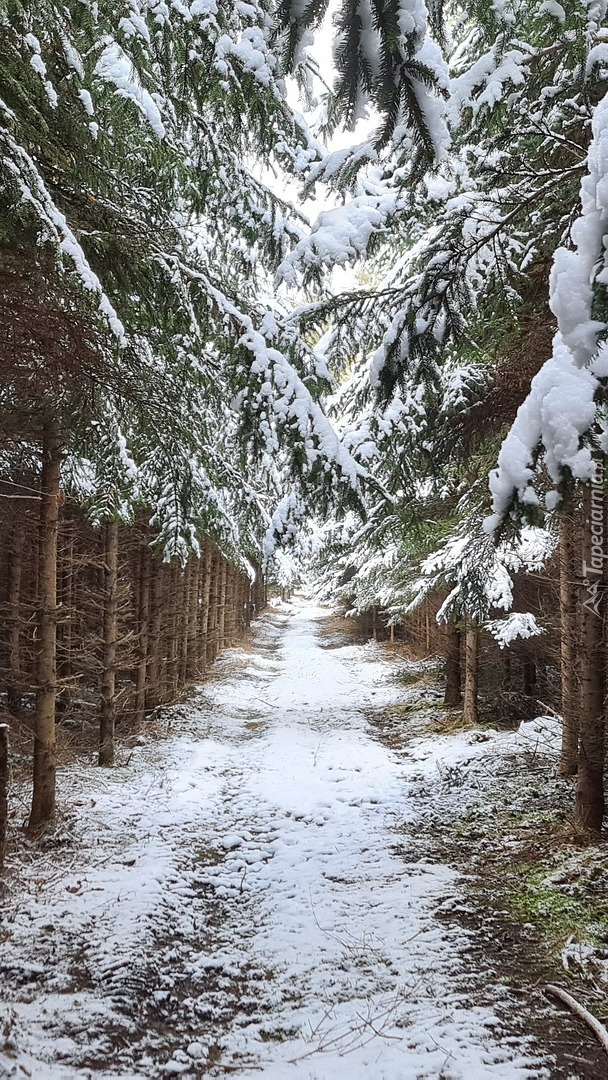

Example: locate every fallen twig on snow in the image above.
[544,984,608,1055]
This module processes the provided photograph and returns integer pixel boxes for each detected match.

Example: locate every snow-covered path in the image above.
[1,602,554,1078]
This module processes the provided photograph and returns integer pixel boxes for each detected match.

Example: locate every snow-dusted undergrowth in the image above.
[0,601,562,1078]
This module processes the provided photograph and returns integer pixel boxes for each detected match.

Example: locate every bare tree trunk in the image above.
[218,558,228,651]
[168,563,180,694]
[178,559,193,687]
[6,521,23,714]
[444,622,462,706]
[207,549,220,665]
[559,514,579,776]
[99,522,119,766]
[134,542,151,724]
[522,656,536,697]
[147,560,164,710]
[186,556,200,680]
[576,480,606,834]
[199,542,213,671]
[28,418,62,832]
[56,518,75,717]
[0,723,8,867]
[463,618,479,726]
[225,564,236,646]
[503,653,512,689]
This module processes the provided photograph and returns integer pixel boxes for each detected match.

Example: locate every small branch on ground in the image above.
[544,985,608,1055]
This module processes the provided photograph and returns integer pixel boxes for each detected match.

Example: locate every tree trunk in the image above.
[576,480,606,834]
[146,559,164,710]
[28,418,62,832]
[444,622,462,706]
[218,558,228,651]
[178,559,193,687]
[56,519,75,717]
[186,556,200,680]
[134,542,151,723]
[225,564,236,645]
[207,549,220,665]
[503,653,512,690]
[0,724,8,867]
[6,521,24,714]
[199,542,213,671]
[168,563,180,694]
[522,656,536,697]
[99,521,119,766]
[463,618,478,726]
[559,515,579,776]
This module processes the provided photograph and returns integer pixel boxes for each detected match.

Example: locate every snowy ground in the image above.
[0,600,597,1078]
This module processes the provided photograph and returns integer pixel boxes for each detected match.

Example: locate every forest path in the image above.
[0,599,591,1078]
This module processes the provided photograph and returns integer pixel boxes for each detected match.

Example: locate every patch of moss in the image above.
[504,864,608,950]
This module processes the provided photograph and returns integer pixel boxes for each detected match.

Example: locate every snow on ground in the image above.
[0,600,558,1078]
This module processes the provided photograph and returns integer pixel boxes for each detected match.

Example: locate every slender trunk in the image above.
[99,522,119,766]
[199,543,213,671]
[6,522,24,714]
[559,515,579,776]
[503,653,512,690]
[134,542,151,723]
[146,561,164,710]
[463,618,479,726]
[206,550,219,665]
[169,563,180,693]
[178,559,192,687]
[225,564,236,645]
[425,600,431,654]
[28,419,62,832]
[56,520,75,716]
[186,556,200,680]
[218,559,228,651]
[522,656,536,697]
[0,723,8,867]
[444,622,462,706]
[576,481,606,834]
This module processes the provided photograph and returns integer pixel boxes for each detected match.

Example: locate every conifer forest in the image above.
[3,2,608,1077]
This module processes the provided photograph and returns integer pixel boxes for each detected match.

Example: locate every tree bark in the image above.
[168,563,180,694]
[463,618,479,726]
[218,558,228,651]
[146,559,164,710]
[559,514,579,776]
[99,521,119,766]
[134,541,151,723]
[28,418,62,832]
[206,549,220,665]
[178,559,193,687]
[522,656,536,697]
[186,556,200,680]
[6,521,24,714]
[576,480,606,834]
[444,622,462,706]
[0,724,8,867]
[199,542,213,671]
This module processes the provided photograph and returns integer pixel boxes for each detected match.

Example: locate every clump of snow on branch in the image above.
[487,90,608,530]
[485,612,545,649]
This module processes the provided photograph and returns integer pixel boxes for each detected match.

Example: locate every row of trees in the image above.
[0,2,366,845]
[3,1,608,847]
[283,2,608,833]
[0,487,264,836]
